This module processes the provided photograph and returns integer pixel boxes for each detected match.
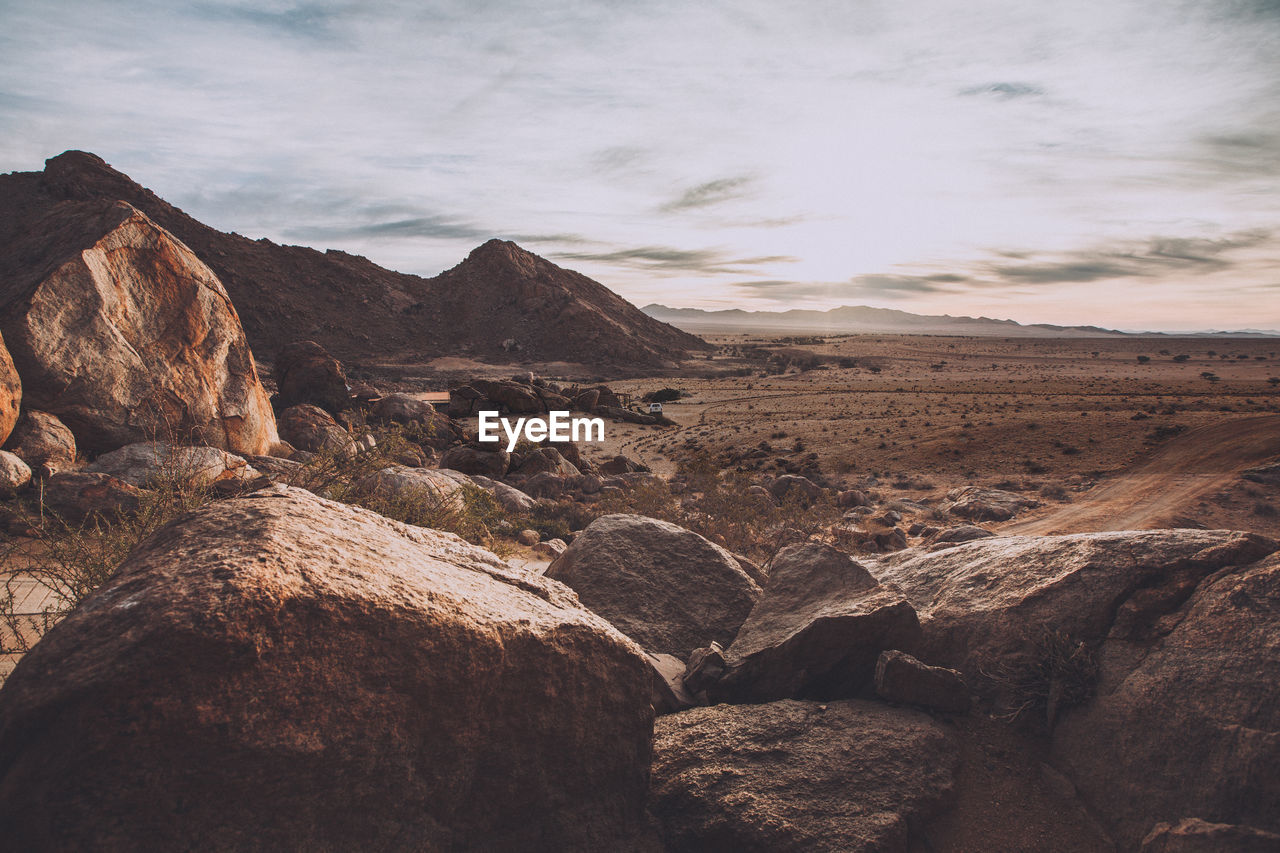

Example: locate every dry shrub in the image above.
[981,625,1099,731]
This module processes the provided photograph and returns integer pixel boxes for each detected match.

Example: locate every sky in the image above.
[1,0,1278,331]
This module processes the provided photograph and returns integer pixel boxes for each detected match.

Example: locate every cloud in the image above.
[847,273,970,296]
[989,230,1274,285]
[555,245,796,274]
[960,82,1045,100]
[660,176,755,212]
[288,215,488,242]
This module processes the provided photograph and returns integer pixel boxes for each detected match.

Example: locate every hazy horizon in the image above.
[2,1,1278,332]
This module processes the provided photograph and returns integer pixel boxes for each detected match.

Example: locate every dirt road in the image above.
[1001,414,1280,535]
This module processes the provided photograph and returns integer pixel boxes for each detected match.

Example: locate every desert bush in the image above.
[1,453,216,671]
[982,626,1099,731]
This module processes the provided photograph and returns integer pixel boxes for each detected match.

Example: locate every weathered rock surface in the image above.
[1241,462,1280,487]
[0,487,657,852]
[441,445,509,479]
[648,653,695,715]
[515,446,580,477]
[1139,818,1280,852]
[1053,552,1280,848]
[469,474,537,514]
[0,332,20,446]
[0,199,278,456]
[713,543,921,702]
[358,465,470,511]
[277,404,356,456]
[875,649,970,714]
[86,442,257,489]
[274,339,349,413]
[650,700,958,852]
[929,524,995,548]
[369,393,464,450]
[4,409,76,476]
[767,474,824,504]
[546,514,762,657]
[0,450,32,494]
[40,471,144,522]
[943,486,1039,521]
[868,530,1278,676]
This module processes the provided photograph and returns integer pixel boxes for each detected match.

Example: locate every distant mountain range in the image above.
[643,304,1280,338]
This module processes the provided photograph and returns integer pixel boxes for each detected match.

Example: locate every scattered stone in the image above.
[681,642,726,696]
[86,443,257,489]
[516,447,580,477]
[4,410,76,477]
[768,474,824,504]
[0,487,657,852]
[358,466,468,511]
[713,543,921,703]
[516,528,540,546]
[0,450,32,494]
[277,404,356,456]
[532,538,567,559]
[943,486,1039,522]
[599,454,646,476]
[546,514,762,657]
[929,524,996,548]
[40,471,144,523]
[650,700,958,853]
[440,445,509,479]
[274,340,349,413]
[468,475,537,514]
[837,489,871,508]
[875,650,970,714]
[1242,462,1280,487]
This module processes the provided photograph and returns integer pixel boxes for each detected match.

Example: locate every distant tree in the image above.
[1136,355,1150,363]
[1269,377,1280,387]
[1172,354,1191,362]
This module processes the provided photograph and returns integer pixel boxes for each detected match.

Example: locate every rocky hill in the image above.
[0,151,708,369]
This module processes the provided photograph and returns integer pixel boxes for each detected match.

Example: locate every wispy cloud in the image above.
[660,176,755,213]
[556,245,797,275]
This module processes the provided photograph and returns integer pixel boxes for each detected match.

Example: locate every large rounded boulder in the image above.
[0,200,278,456]
[274,339,349,413]
[0,487,657,851]
[546,513,762,657]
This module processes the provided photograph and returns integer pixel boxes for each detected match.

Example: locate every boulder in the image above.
[573,388,600,411]
[650,700,958,852]
[440,445,509,479]
[599,454,645,475]
[0,450,32,494]
[0,201,278,456]
[532,538,567,559]
[1241,462,1280,487]
[712,543,921,702]
[4,410,76,477]
[1052,552,1280,848]
[1140,818,1280,852]
[447,385,482,418]
[648,653,694,715]
[274,339,349,413]
[546,514,762,657]
[875,650,970,714]
[472,379,544,414]
[0,331,20,446]
[468,474,537,514]
[516,528,540,546]
[681,642,727,696]
[516,447,580,477]
[943,486,1039,522]
[0,487,657,852]
[523,471,568,499]
[371,394,464,450]
[86,442,257,489]
[358,465,469,511]
[768,474,824,504]
[837,489,870,508]
[40,471,144,523]
[277,404,356,456]
[868,530,1278,679]
[929,524,995,548]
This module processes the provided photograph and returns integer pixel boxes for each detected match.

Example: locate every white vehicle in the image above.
[648,402,664,414]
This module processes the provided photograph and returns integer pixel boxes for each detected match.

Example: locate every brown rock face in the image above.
[0,198,278,456]
[0,331,20,446]
[546,514,762,657]
[650,700,958,852]
[274,339,349,413]
[276,403,355,455]
[0,487,657,852]
[712,543,921,703]
[440,444,510,478]
[1052,552,1280,848]
[1139,818,1280,852]
[4,409,75,476]
[40,471,144,523]
[875,649,970,714]
[868,529,1278,677]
